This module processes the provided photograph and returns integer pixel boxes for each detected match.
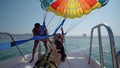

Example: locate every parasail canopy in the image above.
[40,0,109,19]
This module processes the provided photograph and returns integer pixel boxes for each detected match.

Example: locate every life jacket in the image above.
[33,51,57,68]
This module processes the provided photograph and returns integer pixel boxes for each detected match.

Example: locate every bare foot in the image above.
[29,58,34,63]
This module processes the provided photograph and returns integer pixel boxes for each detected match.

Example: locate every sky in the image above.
[0,0,120,36]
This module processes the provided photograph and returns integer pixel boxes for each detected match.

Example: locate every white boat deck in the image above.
[0,52,100,68]
[58,53,100,68]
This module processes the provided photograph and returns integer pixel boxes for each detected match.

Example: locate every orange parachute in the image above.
[40,0,109,18]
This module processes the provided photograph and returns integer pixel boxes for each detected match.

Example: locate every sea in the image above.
[0,34,120,68]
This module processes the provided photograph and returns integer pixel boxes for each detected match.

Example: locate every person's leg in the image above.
[38,42,42,60]
[44,41,48,54]
[29,40,39,63]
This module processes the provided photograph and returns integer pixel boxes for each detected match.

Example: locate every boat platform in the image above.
[0,52,100,68]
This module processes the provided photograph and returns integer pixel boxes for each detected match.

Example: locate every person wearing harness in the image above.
[30,23,48,63]
[33,27,66,68]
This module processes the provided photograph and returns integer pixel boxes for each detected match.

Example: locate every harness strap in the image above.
[53,18,66,35]
[34,52,57,68]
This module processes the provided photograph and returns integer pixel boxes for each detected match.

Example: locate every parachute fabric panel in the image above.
[40,0,53,10]
[47,0,103,19]
[99,0,109,6]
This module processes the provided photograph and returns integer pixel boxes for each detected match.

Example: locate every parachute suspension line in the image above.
[46,14,55,27]
[53,18,66,35]
[42,9,47,22]
[40,10,49,36]
[48,17,62,34]
[56,17,62,30]
[43,9,48,21]
[65,15,89,34]
[43,10,62,35]
[41,9,48,33]
[65,20,80,34]
[53,17,62,33]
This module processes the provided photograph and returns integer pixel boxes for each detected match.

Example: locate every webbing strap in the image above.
[39,21,46,35]
[53,18,66,35]
[0,42,11,50]
[0,35,52,51]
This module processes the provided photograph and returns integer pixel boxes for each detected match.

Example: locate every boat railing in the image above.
[88,23,118,68]
[117,51,120,68]
[0,32,26,60]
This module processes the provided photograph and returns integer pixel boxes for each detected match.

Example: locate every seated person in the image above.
[33,34,66,68]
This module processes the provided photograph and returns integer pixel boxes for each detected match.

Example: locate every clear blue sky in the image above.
[0,0,120,36]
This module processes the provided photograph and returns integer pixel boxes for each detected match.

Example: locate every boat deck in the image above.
[0,52,100,68]
[58,53,100,68]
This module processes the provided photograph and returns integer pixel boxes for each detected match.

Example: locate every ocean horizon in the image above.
[0,34,120,68]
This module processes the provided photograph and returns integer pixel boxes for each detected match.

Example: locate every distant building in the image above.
[83,34,87,37]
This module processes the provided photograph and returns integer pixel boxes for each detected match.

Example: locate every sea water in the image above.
[0,35,120,68]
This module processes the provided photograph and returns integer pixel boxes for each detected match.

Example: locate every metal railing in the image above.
[117,51,120,68]
[0,32,26,60]
[88,23,118,68]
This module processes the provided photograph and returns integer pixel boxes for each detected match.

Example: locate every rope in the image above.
[42,9,48,21]
[56,17,63,30]
[65,15,89,34]
[53,18,66,35]
[48,17,62,34]
[46,14,55,27]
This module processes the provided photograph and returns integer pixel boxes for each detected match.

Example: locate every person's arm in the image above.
[48,38,52,44]
[32,28,40,36]
[61,27,65,44]
[45,27,49,35]
[61,27,64,35]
